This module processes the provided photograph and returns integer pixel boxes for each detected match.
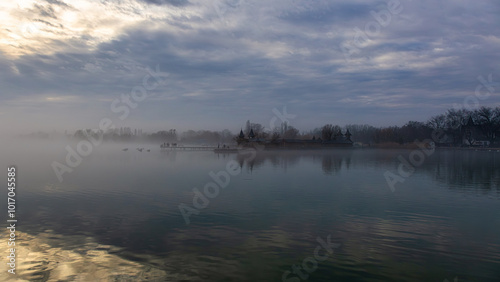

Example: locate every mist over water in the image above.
[0,140,499,281]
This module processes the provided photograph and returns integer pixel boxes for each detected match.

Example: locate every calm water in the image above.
[1,140,499,281]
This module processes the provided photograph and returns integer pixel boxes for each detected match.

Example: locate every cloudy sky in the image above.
[1,0,500,134]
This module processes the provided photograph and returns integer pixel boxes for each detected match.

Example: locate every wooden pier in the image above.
[161,146,216,151]
[159,142,242,153]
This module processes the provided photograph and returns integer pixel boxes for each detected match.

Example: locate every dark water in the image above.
[1,140,499,281]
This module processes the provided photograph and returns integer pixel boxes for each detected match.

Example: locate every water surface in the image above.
[0,141,499,281]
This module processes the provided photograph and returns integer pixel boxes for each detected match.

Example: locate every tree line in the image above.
[27,106,500,147]
[348,106,500,145]
[241,107,500,146]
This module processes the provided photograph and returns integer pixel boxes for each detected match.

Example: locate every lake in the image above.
[0,140,499,281]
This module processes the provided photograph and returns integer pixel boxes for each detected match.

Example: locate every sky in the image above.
[1,0,500,135]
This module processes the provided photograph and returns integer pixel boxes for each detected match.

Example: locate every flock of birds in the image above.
[122,148,150,152]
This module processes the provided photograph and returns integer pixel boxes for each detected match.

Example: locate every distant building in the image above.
[236,128,353,149]
[461,116,489,146]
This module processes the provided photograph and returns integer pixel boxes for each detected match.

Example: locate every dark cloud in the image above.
[32,4,58,19]
[44,0,73,9]
[279,2,374,25]
[139,0,190,7]
[34,18,64,29]
[2,0,500,133]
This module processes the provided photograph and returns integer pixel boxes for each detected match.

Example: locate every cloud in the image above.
[1,0,500,134]
[44,0,73,9]
[140,0,190,7]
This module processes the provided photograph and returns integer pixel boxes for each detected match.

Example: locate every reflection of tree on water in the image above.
[234,150,353,174]
[321,154,345,175]
[426,151,500,192]
[235,151,295,172]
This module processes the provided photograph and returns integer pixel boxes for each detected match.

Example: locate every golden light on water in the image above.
[0,231,167,281]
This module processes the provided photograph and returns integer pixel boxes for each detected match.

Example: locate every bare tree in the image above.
[445,108,470,144]
[271,131,281,142]
[332,125,342,140]
[445,108,469,129]
[427,114,446,130]
[345,124,377,143]
[474,106,500,143]
[283,125,299,139]
[321,124,334,140]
